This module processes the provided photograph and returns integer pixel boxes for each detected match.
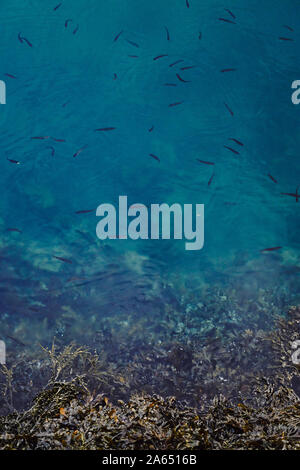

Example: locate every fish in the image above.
[46,146,55,156]
[148,126,154,132]
[31,136,50,140]
[224,102,234,116]
[260,247,282,252]
[176,73,190,83]
[113,73,117,80]
[5,334,26,347]
[267,173,277,184]
[18,34,33,47]
[283,25,294,32]
[164,26,170,41]
[169,60,184,67]
[186,0,190,8]
[4,73,16,79]
[224,9,236,19]
[197,159,215,166]
[75,209,94,214]
[53,3,62,11]
[149,153,160,162]
[208,173,214,186]
[65,19,72,28]
[114,30,123,42]
[73,24,79,35]
[128,55,139,58]
[7,158,20,164]
[126,39,139,48]
[53,255,72,264]
[229,138,244,146]
[164,83,177,87]
[52,138,65,142]
[224,145,240,155]
[73,146,86,158]
[168,101,184,107]
[281,189,299,202]
[221,68,237,72]
[181,66,196,70]
[6,228,22,233]
[153,54,168,61]
[218,18,236,24]
[279,37,293,41]
[94,127,116,131]
[199,32,202,40]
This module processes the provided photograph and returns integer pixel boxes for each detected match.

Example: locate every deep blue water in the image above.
[0,0,299,343]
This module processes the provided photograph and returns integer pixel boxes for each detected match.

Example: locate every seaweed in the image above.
[0,307,299,450]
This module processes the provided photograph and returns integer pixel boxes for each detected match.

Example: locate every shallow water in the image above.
[0,1,299,364]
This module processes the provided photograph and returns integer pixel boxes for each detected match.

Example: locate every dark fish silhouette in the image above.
[114,30,123,42]
[281,188,299,202]
[229,138,243,146]
[65,19,72,28]
[168,101,184,107]
[95,127,116,131]
[5,334,26,347]
[169,60,184,67]
[52,137,65,142]
[181,66,196,70]
[7,158,20,164]
[186,0,190,8]
[53,3,62,11]
[218,18,236,24]
[279,37,293,41]
[126,39,139,48]
[18,33,33,47]
[73,146,86,158]
[46,146,55,156]
[148,126,154,132]
[267,174,277,184]
[4,73,16,79]
[224,102,234,116]
[176,73,190,83]
[260,247,282,252]
[283,25,294,31]
[164,26,170,41]
[221,68,237,72]
[149,153,160,162]
[75,209,94,214]
[31,136,50,140]
[224,145,240,155]
[224,9,236,19]
[208,173,214,186]
[73,24,79,35]
[53,255,72,264]
[197,159,215,166]
[153,54,168,61]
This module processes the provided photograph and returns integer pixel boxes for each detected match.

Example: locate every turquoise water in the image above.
[0,0,299,349]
